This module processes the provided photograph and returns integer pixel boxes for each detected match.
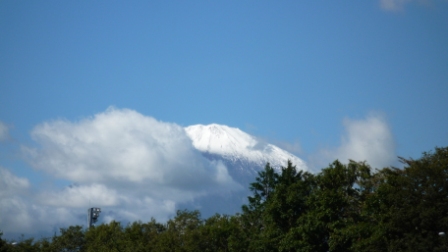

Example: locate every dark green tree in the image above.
[155,209,203,252]
[359,147,448,251]
[0,234,39,252]
[281,160,366,252]
[199,214,245,252]
[244,161,314,252]
[85,221,126,252]
[267,163,314,252]
[265,161,313,234]
[51,225,85,252]
[241,162,279,252]
[242,162,278,216]
[123,219,165,251]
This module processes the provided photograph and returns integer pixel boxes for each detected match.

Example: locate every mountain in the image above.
[185,123,307,174]
[182,124,308,216]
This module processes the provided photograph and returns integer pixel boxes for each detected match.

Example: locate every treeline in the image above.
[1,147,448,251]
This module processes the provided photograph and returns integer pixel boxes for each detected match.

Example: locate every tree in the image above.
[85,221,126,252]
[51,225,86,252]
[123,219,165,251]
[266,161,314,252]
[360,147,448,251]
[199,214,244,252]
[155,209,203,252]
[241,163,279,252]
[0,234,39,252]
[242,161,314,252]
[242,163,278,216]
[265,161,313,234]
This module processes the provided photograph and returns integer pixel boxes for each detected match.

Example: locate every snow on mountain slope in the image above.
[185,124,307,172]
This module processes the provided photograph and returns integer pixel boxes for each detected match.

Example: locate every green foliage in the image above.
[242,163,278,224]
[199,214,245,252]
[51,225,85,252]
[0,234,40,252]
[359,147,448,251]
[155,209,203,252]
[85,221,128,252]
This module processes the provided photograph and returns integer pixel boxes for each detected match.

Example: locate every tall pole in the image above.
[87,207,101,228]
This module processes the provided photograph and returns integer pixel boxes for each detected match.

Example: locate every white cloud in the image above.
[0,168,33,233]
[3,107,243,237]
[0,121,9,142]
[312,113,396,170]
[1,202,87,236]
[25,108,240,192]
[38,184,119,207]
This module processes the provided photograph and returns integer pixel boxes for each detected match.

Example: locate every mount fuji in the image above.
[185,124,307,172]
[180,124,308,216]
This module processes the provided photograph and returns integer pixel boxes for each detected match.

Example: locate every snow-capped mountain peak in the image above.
[185,124,255,155]
[185,124,307,172]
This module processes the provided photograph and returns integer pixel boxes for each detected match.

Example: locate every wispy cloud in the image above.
[380,0,433,12]
[0,121,9,142]
[380,0,412,11]
[0,167,30,198]
[311,113,396,171]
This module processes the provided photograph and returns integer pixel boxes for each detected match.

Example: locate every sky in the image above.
[1,0,448,239]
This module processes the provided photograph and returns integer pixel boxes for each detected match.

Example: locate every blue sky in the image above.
[0,0,447,238]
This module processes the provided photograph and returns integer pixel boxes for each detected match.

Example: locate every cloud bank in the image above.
[1,108,242,237]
